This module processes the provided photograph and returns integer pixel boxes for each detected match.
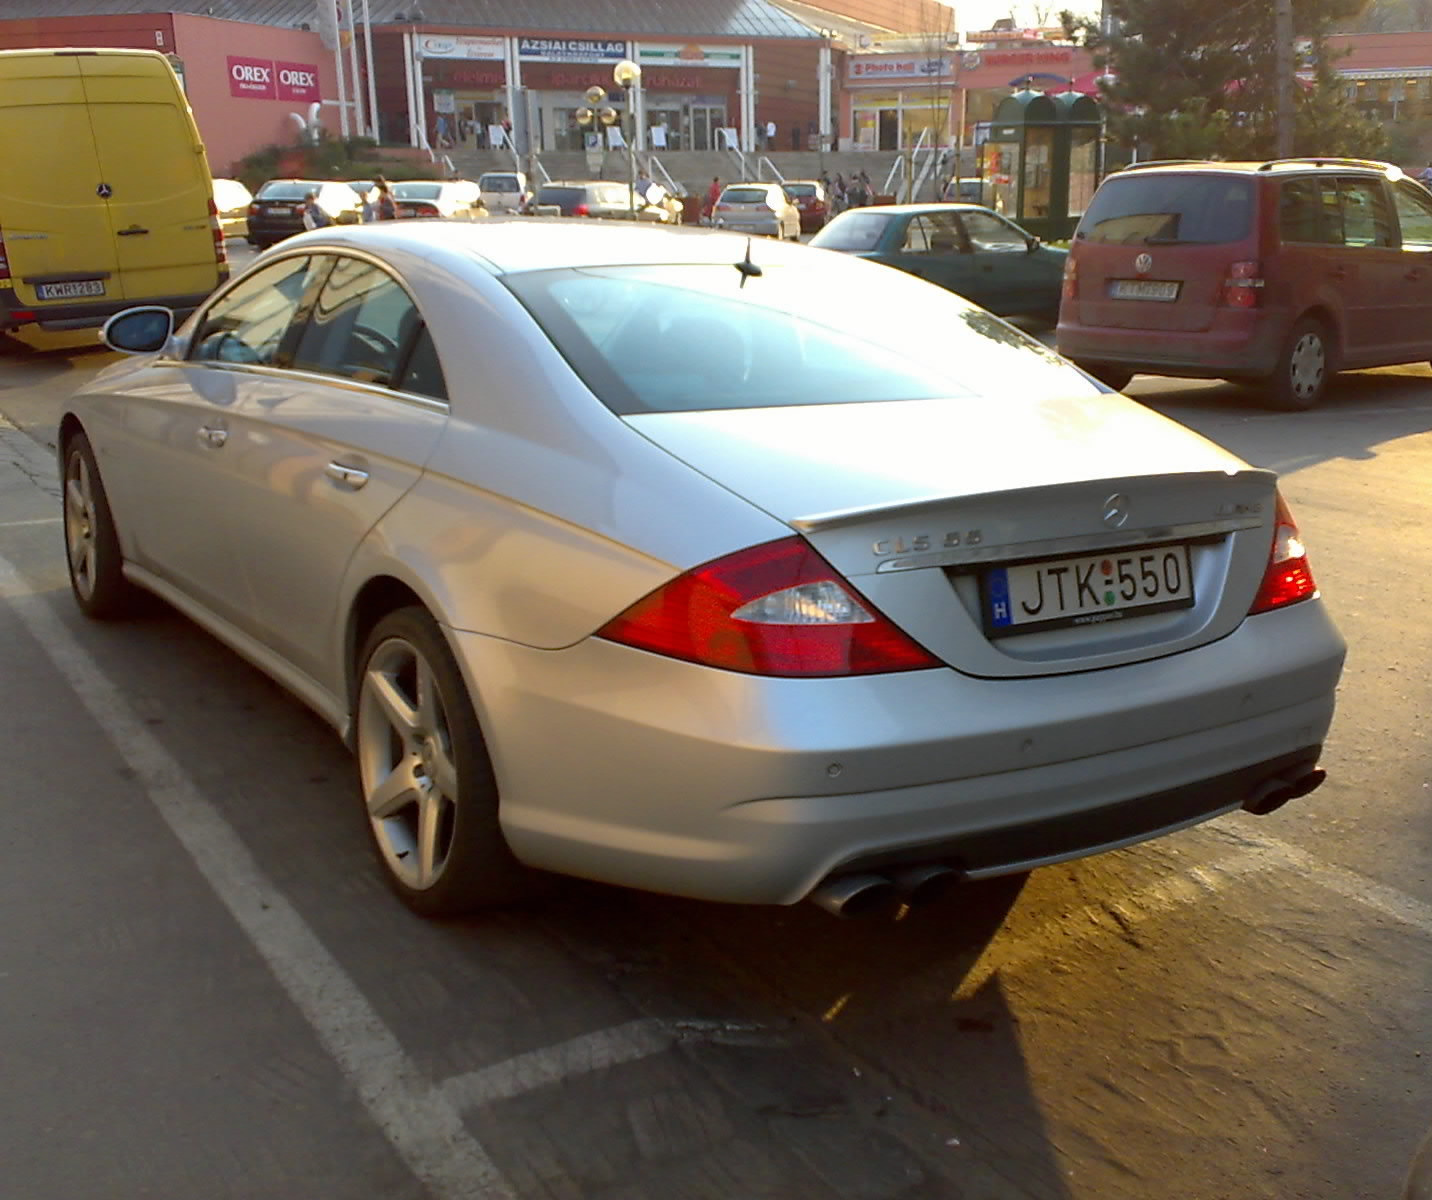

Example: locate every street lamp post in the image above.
[575,60,643,221]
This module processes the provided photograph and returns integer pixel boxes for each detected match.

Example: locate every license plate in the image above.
[1110,279,1180,301]
[262,204,292,214]
[36,279,105,300]
[983,544,1195,637]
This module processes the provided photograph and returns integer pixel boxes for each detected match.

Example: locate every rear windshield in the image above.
[785,183,817,198]
[395,183,443,199]
[256,181,320,200]
[810,212,891,252]
[1078,174,1255,245]
[722,187,771,205]
[503,262,1093,416]
[480,175,521,192]
[537,187,584,206]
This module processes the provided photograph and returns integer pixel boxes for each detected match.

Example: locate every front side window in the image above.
[960,211,1029,252]
[1394,181,1432,250]
[504,262,1091,416]
[189,256,320,366]
[291,257,419,386]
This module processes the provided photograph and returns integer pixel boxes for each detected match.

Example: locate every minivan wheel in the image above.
[1266,317,1331,411]
[354,606,539,916]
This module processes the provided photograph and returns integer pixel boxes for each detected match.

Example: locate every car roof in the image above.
[1110,158,1404,180]
[294,217,816,276]
[833,203,987,216]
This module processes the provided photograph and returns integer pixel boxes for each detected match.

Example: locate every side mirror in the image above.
[103,306,174,355]
[1026,236,1041,253]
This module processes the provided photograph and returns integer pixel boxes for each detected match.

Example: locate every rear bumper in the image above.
[715,216,782,237]
[246,217,304,244]
[1056,312,1286,380]
[455,597,1344,906]
[0,284,221,332]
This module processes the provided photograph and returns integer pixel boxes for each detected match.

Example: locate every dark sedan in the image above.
[245,179,363,248]
[810,203,1067,323]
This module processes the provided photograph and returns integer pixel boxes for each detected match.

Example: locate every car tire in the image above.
[1265,316,1332,411]
[1075,363,1134,392]
[354,606,541,916]
[62,429,136,620]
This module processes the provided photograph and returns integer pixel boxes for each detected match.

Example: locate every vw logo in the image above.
[1102,493,1131,528]
[1134,252,1152,275]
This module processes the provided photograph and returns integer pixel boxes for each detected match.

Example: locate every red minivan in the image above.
[1057,158,1432,409]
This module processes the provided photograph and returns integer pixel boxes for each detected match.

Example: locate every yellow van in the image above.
[0,47,226,333]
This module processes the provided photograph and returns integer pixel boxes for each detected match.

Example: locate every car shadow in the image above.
[531,870,1076,1198]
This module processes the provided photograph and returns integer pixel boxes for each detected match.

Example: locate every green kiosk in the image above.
[981,89,1102,241]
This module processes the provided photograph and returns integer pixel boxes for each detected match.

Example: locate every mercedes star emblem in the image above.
[1102,493,1131,528]
[96,182,113,199]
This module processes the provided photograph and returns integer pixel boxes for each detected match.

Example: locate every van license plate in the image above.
[36,280,105,300]
[1110,279,1180,301]
[983,544,1195,637]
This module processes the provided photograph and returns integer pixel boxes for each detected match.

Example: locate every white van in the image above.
[0,47,226,332]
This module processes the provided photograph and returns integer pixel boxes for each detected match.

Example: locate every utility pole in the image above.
[1275,0,1294,156]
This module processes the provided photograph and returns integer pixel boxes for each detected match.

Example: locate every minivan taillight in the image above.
[0,226,9,281]
[1221,260,1263,309]
[573,203,590,216]
[1250,494,1316,614]
[1061,255,1077,302]
[598,536,940,677]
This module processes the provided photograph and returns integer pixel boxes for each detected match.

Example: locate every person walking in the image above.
[704,175,721,223]
[301,190,331,231]
[372,176,397,221]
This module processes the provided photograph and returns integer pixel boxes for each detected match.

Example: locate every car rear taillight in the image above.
[247,201,260,216]
[598,536,940,677]
[0,226,9,281]
[1061,255,1077,302]
[715,203,730,212]
[1221,260,1263,309]
[207,197,227,266]
[1250,494,1317,614]
[571,203,590,216]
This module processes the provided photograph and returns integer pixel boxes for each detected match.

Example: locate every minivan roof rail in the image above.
[1256,157,1390,171]
[1117,160,1209,172]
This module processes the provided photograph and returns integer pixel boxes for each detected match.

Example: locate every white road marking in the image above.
[440,1019,673,1111]
[0,516,61,528]
[0,548,517,1200]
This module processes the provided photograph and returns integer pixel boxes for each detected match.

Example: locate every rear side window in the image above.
[1338,179,1394,247]
[1279,178,1337,244]
[1079,174,1255,245]
[903,212,963,253]
[811,212,890,251]
[397,326,448,401]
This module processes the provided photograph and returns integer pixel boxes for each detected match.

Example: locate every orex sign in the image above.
[227,55,321,102]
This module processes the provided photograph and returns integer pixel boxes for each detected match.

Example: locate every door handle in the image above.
[325,461,370,489]
[117,226,151,237]
[197,425,228,448]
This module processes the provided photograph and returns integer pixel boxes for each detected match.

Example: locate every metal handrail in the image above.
[756,155,785,184]
[645,154,685,196]
[719,129,748,179]
[883,128,932,199]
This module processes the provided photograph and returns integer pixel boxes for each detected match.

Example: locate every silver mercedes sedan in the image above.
[62,219,1346,919]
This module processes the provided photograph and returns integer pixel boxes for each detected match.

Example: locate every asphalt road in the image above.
[2,287,1431,1199]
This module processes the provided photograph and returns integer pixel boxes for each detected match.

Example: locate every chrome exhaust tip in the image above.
[1244,768,1326,816]
[806,873,898,919]
[890,864,958,907]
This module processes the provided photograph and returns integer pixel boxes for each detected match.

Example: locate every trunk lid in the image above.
[1071,170,1261,334]
[626,395,1278,678]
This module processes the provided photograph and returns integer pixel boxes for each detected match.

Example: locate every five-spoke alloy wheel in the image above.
[355,607,533,915]
[63,430,134,619]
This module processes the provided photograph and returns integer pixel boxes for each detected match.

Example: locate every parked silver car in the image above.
[65,220,1345,919]
[712,181,801,240]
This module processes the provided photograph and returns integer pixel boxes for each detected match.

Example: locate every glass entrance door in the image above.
[688,104,726,151]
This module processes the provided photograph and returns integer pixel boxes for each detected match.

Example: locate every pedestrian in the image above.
[1421,161,1432,187]
[832,173,847,215]
[704,175,721,222]
[790,123,801,151]
[373,176,397,221]
[635,169,656,204]
[301,189,331,230]
[764,118,776,148]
